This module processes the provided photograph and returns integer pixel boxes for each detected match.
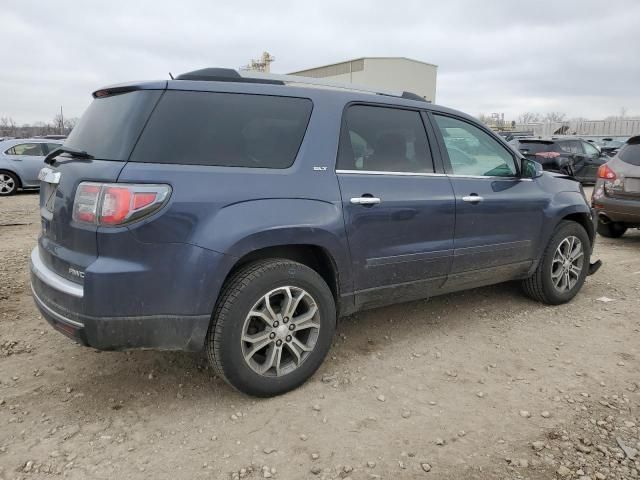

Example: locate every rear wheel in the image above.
[206,259,336,397]
[597,219,627,238]
[522,221,591,305]
[0,172,19,196]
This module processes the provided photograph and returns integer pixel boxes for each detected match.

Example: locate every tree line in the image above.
[0,114,78,139]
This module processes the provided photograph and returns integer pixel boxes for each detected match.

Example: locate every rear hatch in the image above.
[38,85,165,283]
[612,140,640,199]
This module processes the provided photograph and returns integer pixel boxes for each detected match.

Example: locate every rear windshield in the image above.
[130,91,313,168]
[517,141,555,154]
[618,143,640,166]
[65,90,162,161]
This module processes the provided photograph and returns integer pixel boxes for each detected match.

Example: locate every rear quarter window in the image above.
[130,91,313,168]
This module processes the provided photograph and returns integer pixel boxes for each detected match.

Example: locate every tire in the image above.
[206,259,336,397]
[0,171,19,196]
[522,221,591,305]
[597,219,627,238]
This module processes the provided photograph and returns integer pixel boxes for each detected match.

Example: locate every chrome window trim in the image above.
[336,169,446,177]
[335,169,533,181]
[30,247,84,298]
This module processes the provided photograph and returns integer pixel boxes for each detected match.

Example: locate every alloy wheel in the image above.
[0,173,16,195]
[241,286,321,377]
[551,235,584,292]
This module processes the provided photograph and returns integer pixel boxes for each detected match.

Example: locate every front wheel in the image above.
[206,259,336,397]
[522,221,591,305]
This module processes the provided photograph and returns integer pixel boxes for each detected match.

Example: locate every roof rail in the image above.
[175,68,428,103]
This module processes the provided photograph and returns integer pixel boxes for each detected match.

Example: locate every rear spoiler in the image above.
[92,81,167,98]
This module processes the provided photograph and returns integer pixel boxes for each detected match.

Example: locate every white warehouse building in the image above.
[289,57,438,102]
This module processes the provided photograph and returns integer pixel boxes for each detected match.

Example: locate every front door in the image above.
[336,104,456,309]
[430,113,547,289]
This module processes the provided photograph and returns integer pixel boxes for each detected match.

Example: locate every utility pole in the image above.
[60,106,64,135]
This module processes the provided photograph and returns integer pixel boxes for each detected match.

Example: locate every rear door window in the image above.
[336,105,433,173]
[558,140,582,154]
[5,143,45,156]
[130,91,313,168]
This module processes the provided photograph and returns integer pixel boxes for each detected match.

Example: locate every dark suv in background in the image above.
[31,69,600,396]
[511,137,607,183]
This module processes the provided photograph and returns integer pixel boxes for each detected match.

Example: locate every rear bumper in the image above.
[30,246,220,351]
[593,195,640,224]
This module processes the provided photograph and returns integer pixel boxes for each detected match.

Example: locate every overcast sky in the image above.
[1,0,639,124]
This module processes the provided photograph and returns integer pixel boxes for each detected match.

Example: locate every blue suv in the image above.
[30,68,600,396]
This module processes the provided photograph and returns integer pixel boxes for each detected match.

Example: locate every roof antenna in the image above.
[169,72,174,80]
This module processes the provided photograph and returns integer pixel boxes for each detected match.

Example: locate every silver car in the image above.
[0,139,63,196]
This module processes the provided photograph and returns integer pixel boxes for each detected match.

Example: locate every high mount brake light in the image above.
[535,151,561,159]
[72,183,171,226]
[597,164,616,180]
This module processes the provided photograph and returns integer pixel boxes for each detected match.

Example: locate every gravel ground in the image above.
[0,191,639,480]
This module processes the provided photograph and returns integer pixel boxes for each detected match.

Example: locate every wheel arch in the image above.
[223,243,346,315]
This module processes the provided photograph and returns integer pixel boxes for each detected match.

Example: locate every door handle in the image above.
[462,194,483,204]
[350,196,381,206]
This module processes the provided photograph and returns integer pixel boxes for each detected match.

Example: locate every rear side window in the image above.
[337,105,433,173]
[618,143,640,166]
[558,140,582,154]
[65,90,163,161]
[131,91,313,168]
[5,143,45,156]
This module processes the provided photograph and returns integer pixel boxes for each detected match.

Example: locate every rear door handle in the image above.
[350,196,381,206]
[462,195,483,204]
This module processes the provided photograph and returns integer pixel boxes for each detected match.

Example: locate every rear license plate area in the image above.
[624,178,640,193]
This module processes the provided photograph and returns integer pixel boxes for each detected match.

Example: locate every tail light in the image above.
[535,152,561,159]
[72,183,171,226]
[597,164,616,180]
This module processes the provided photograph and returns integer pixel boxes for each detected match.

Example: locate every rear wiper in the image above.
[44,146,94,165]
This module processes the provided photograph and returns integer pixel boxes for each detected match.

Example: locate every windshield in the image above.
[65,90,162,161]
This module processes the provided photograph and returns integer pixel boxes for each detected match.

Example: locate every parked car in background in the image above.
[592,135,640,237]
[0,139,63,195]
[31,68,600,397]
[510,138,607,183]
[593,138,626,158]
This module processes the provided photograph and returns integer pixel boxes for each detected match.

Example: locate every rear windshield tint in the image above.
[517,141,555,154]
[618,143,640,166]
[130,91,313,168]
[65,90,162,161]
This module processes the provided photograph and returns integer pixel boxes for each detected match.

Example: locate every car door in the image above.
[429,113,548,289]
[336,104,456,310]
[580,140,606,182]
[4,142,47,186]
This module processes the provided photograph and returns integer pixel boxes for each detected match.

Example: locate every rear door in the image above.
[336,104,456,309]
[429,113,547,288]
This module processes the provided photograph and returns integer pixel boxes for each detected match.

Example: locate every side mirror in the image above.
[521,158,543,178]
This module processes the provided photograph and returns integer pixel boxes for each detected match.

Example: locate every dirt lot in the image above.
[0,191,639,480]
